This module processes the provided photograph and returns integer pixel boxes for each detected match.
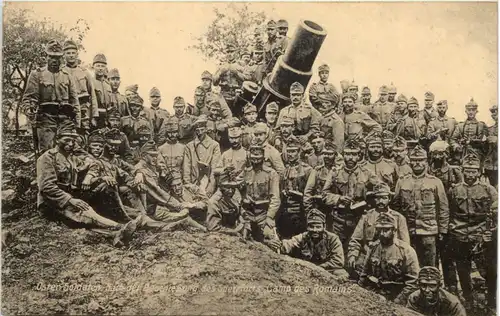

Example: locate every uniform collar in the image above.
[194,136,212,148]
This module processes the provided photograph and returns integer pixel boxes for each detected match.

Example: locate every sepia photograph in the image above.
[1,2,498,315]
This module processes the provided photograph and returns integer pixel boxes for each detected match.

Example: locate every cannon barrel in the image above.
[253,20,327,116]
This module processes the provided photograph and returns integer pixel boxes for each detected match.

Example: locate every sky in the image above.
[4,2,498,124]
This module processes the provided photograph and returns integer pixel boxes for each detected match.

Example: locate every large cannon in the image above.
[253,20,328,117]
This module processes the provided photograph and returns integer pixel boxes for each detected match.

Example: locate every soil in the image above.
[1,135,422,316]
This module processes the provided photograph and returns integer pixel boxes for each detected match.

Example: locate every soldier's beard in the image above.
[231,142,241,150]
[379,232,394,246]
[431,158,445,168]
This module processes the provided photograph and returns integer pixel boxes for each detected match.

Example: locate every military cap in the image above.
[125,84,139,94]
[279,116,294,126]
[228,126,242,138]
[254,122,268,134]
[194,114,208,127]
[436,100,448,107]
[104,128,122,145]
[46,40,64,57]
[407,96,419,106]
[227,117,242,128]
[318,64,330,73]
[253,42,265,53]
[195,86,206,96]
[343,138,361,152]
[361,86,371,94]
[286,137,301,150]
[396,94,408,104]
[429,140,449,153]
[201,71,213,81]
[424,91,435,101]
[219,173,240,188]
[375,212,396,228]
[173,96,185,107]
[372,182,394,196]
[267,20,277,29]
[462,152,480,169]
[88,130,105,144]
[309,131,324,142]
[128,94,144,106]
[108,68,120,79]
[388,82,397,94]
[63,39,78,51]
[57,125,78,138]
[322,140,337,154]
[168,170,183,183]
[349,80,358,90]
[240,47,251,57]
[137,124,152,135]
[381,130,395,142]
[409,145,427,159]
[243,103,257,114]
[226,43,237,53]
[418,266,441,284]
[150,87,161,97]
[465,98,478,110]
[207,97,222,109]
[106,107,121,119]
[141,140,159,155]
[277,19,288,28]
[490,105,498,112]
[249,139,265,156]
[307,209,326,224]
[341,92,357,102]
[266,102,279,113]
[393,136,407,150]
[290,82,305,94]
[93,53,107,65]
[379,85,388,94]
[365,131,383,145]
[165,116,179,132]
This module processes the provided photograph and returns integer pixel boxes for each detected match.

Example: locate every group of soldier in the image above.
[22,19,498,316]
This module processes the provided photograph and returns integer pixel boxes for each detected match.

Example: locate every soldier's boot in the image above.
[112,218,139,247]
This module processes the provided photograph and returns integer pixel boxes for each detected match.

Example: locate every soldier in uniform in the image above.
[427,100,457,142]
[183,115,221,196]
[361,132,399,190]
[451,98,489,166]
[22,40,80,153]
[172,96,195,145]
[264,102,279,141]
[393,145,449,267]
[252,122,286,176]
[158,116,185,177]
[308,64,341,112]
[104,108,133,162]
[318,93,345,151]
[307,132,325,168]
[264,20,286,72]
[342,92,382,141]
[359,213,420,302]
[269,209,349,281]
[371,85,395,127]
[428,140,463,191]
[347,81,359,101]
[393,136,413,178]
[448,152,497,308]
[128,125,154,165]
[120,94,153,146]
[387,97,427,149]
[214,120,248,178]
[276,19,290,48]
[382,130,395,160]
[240,141,281,246]
[271,117,295,154]
[92,53,113,129]
[484,105,498,187]
[388,83,397,103]
[420,91,438,125]
[249,42,266,85]
[198,72,233,119]
[187,86,208,117]
[205,98,229,147]
[358,86,372,113]
[241,103,258,148]
[348,182,410,278]
[213,43,246,110]
[277,82,322,143]
[407,266,466,316]
[107,68,130,117]
[145,87,170,146]
[124,84,139,97]
[323,139,378,252]
[277,137,313,239]
[63,40,98,132]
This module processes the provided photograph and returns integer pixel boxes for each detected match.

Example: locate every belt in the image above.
[38,102,71,116]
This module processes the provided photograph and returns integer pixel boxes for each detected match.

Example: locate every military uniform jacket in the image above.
[428,163,462,192]
[241,123,256,149]
[264,142,286,176]
[158,141,186,175]
[86,155,130,186]
[342,111,382,140]
[348,209,410,260]
[93,77,113,116]
[213,62,246,102]
[361,238,419,286]
[387,114,427,141]
[281,162,312,212]
[307,152,324,168]
[407,289,466,316]
[109,91,129,117]
[484,123,498,170]
[370,101,395,127]
[427,115,457,141]
[277,102,322,137]
[64,65,98,115]
[319,110,345,151]
[100,127,133,162]
[419,107,439,125]
[186,102,232,121]
[451,119,489,154]
[206,189,243,232]
[23,66,80,126]
[360,158,399,190]
[308,81,340,108]
[303,164,334,211]
[393,173,449,235]
[175,113,196,144]
[145,106,171,145]
[281,231,345,273]
[206,117,228,144]
[395,161,413,179]
[241,165,281,222]
[120,112,154,143]
[183,135,221,186]
[449,180,497,242]
[215,147,248,175]
[36,148,77,209]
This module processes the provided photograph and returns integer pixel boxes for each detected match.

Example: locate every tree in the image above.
[2,7,90,134]
[188,3,267,63]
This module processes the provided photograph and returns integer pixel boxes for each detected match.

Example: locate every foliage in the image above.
[188,3,267,63]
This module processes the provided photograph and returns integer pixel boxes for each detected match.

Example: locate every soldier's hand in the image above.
[102,176,117,187]
[137,183,146,192]
[267,239,282,252]
[133,173,144,186]
[338,196,352,207]
[82,176,93,191]
[68,198,92,213]
[347,256,357,270]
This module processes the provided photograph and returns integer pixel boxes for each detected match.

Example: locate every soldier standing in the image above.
[120,94,153,146]
[318,95,345,151]
[393,136,413,178]
[264,20,285,72]
[63,40,98,132]
[145,87,170,146]
[22,40,80,153]
[241,103,258,148]
[264,102,279,141]
[107,68,130,117]
[213,44,246,110]
[358,86,372,113]
[308,64,341,112]
[214,120,247,176]
[103,108,133,162]
[251,122,286,176]
[387,97,427,149]
[427,100,457,142]
[393,145,449,267]
[420,91,438,125]
[206,98,229,147]
[172,96,196,145]
[371,85,395,127]
[276,19,290,49]
[249,43,266,85]
[388,83,397,103]
[198,72,233,119]
[382,130,395,160]
[307,132,325,168]
[342,93,382,141]
[359,213,420,302]
[484,105,498,187]
[124,84,139,97]
[448,152,497,308]
[406,267,466,316]
[158,117,185,177]
[361,132,399,190]
[92,53,112,129]
[277,137,312,239]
